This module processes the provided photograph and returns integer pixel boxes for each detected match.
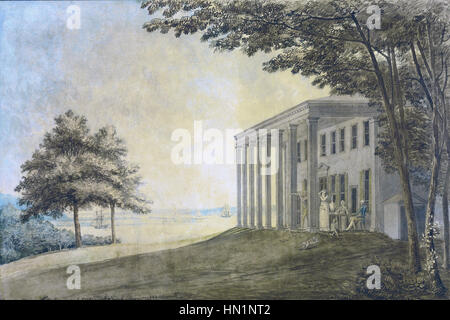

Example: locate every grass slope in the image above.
[1,228,449,299]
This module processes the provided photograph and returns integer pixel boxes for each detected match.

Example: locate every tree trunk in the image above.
[423,19,446,295]
[73,203,82,248]
[424,143,446,295]
[110,203,116,244]
[390,46,422,273]
[351,14,421,273]
[443,158,449,269]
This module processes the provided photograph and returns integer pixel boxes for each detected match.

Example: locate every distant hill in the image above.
[153,206,237,216]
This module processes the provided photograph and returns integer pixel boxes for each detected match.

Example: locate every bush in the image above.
[355,256,436,299]
[0,205,117,265]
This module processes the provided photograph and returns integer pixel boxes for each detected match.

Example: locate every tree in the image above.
[399,1,449,293]
[15,110,103,248]
[141,0,424,274]
[372,0,449,292]
[90,126,152,244]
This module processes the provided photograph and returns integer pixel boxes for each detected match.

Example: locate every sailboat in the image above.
[93,209,109,229]
[220,204,231,218]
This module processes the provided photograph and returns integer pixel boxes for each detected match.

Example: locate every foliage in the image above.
[376,108,432,186]
[355,257,437,299]
[0,205,116,265]
[14,110,99,221]
[90,126,151,214]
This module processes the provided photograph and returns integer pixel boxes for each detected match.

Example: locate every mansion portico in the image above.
[234,96,426,239]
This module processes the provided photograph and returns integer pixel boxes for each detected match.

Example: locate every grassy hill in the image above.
[2,228,450,299]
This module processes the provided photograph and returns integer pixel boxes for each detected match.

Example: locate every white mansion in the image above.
[234,96,427,240]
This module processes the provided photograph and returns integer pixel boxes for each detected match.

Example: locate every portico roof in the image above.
[235,95,377,140]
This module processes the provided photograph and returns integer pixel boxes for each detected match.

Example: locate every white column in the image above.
[256,134,263,229]
[249,139,256,228]
[236,143,242,227]
[265,133,272,229]
[370,119,383,232]
[242,138,248,227]
[287,123,298,229]
[307,118,319,231]
[277,129,284,229]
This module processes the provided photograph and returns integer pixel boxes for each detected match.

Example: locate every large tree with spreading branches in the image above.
[90,126,152,243]
[15,111,152,248]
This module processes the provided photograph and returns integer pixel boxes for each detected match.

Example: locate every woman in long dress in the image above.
[319,190,330,231]
[336,200,349,230]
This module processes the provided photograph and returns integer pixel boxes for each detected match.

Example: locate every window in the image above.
[331,131,336,154]
[303,179,308,192]
[351,124,358,149]
[351,187,358,213]
[339,174,346,202]
[304,140,308,161]
[364,121,370,146]
[331,175,337,203]
[364,169,370,203]
[296,196,302,225]
[319,177,328,193]
[339,128,345,152]
[297,141,301,162]
[320,134,326,156]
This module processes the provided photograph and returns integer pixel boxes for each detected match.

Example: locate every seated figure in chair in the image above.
[346,200,367,231]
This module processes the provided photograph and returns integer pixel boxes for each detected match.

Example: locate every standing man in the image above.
[358,200,368,230]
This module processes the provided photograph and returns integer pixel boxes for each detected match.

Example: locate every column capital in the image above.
[288,123,299,129]
[307,117,320,123]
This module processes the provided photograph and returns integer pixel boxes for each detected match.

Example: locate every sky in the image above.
[0,1,328,210]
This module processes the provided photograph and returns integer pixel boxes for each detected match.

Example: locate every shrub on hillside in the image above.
[355,257,436,299]
[0,205,118,265]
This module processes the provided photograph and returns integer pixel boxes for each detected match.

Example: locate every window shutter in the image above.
[368,168,372,214]
[336,174,340,204]
[344,173,348,207]
[359,170,364,206]
[328,175,332,197]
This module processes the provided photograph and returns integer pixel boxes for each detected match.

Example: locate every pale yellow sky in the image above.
[0,1,328,210]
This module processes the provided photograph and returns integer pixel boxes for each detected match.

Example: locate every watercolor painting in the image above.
[0,0,449,300]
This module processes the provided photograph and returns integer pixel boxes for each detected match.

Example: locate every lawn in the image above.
[1,227,450,299]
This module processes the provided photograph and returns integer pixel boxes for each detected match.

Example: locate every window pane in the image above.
[304,140,308,160]
[321,134,326,156]
[340,175,345,202]
[351,187,357,213]
[331,131,336,154]
[352,124,357,149]
[340,128,345,152]
[364,121,370,146]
